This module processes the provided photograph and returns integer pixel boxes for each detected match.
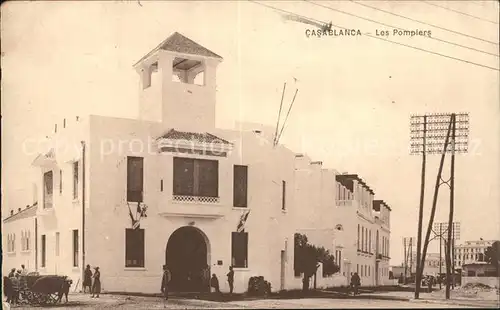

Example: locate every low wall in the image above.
[462,276,500,288]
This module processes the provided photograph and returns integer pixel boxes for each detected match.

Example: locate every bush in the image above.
[247,276,271,296]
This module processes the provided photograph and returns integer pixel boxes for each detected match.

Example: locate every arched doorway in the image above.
[166,226,209,293]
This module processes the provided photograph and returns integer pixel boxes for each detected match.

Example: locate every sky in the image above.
[1,1,499,266]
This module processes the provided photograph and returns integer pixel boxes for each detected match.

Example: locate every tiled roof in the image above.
[336,175,354,192]
[337,174,375,195]
[134,32,222,66]
[3,203,38,223]
[373,200,392,211]
[160,129,232,145]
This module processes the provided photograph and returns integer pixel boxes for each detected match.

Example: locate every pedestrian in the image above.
[161,265,171,301]
[91,267,101,298]
[210,274,221,294]
[3,276,12,303]
[350,272,361,296]
[83,265,93,294]
[20,265,28,276]
[427,276,433,293]
[8,268,15,278]
[226,266,234,295]
[10,272,20,305]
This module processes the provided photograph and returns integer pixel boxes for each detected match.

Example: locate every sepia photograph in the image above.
[1,0,499,309]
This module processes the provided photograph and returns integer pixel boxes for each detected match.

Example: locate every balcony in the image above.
[336,200,353,207]
[172,195,220,204]
[159,194,225,219]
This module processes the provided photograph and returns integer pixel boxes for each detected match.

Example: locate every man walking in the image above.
[350,272,361,296]
[227,266,234,295]
[161,265,171,301]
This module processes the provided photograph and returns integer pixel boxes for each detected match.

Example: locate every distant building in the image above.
[455,239,498,267]
[410,252,448,276]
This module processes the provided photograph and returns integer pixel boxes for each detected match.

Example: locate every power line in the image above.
[349,0,498,46]
[250,1,499,72]
[423,1,499,25]
[276,88,299,145]
[273,82,287,146]
[305,0,498,58]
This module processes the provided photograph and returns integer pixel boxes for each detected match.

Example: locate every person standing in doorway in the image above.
[226,266,234,295]
[91,267,101,298]
[83,265,93,294]
[161,265,171,301]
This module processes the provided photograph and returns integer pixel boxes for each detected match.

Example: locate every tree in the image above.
[484,241,500,272]
[293,233,340,291]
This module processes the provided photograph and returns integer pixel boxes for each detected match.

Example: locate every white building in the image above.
[2,203,38,274]
[3,32,393,293]
[455,239,498,268]
[411,252,447,276]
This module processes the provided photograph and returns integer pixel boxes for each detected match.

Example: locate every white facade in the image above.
[8,32,393,294]
[2,204,38,275]
[455,239,498,268]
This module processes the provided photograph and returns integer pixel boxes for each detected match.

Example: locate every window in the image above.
[368,265,370,276]
[125,228,145,267]
[282,180,286,210]
[73,162,79,199]
[361,227,364,251]
[55,232,60,256]
[233,165,248,208]
[173,157,218,197]
[41,235,46,267]
[357,264,359,273]
[73,230,79,267]
[43,171,54,208]
[369,230,371,253]
[160,179,163,192]
[357,225,360,250]
[59,169,63,194]
[127,157,144,202]
[231,232,248,268]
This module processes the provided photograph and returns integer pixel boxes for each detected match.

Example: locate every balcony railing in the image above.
[172,195,220,204]
[336,200,353,207]
[43,194,53,209]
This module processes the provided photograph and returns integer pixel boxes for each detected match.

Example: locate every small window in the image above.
[56,232,60,257]
[73,162,79,199]
[73,230,79,267]
[233,165,248,208]
[126,228,145,267]
[41,235,46,267]
[59,169,63,194]
[127,157,144,202]
[231,232,248,268]
[282,180,286,210]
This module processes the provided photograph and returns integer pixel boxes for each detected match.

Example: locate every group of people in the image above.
[3,265,29,305]
[160,265,235,300]
[209,266,235,295]
[82,265,101,298]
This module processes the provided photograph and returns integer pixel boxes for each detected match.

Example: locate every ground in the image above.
[7,293,492,309]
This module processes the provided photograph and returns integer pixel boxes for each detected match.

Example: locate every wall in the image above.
[33,116,90,289]
[84,116,298,294]
[2,212,37,275]
[462,276,500,288]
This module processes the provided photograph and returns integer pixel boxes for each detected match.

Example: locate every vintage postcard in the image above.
[1,1,499,309]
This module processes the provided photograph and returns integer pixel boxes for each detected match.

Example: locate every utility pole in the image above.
[411,115,427,299]
[446,114,456,299]
[403,238,408,282]
[410,113,469,299]
[439,223,443,289]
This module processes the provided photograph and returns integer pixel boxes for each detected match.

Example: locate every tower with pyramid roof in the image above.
[133,32,223,132]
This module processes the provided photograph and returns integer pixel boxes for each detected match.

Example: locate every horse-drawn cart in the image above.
[5,274,72,306]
